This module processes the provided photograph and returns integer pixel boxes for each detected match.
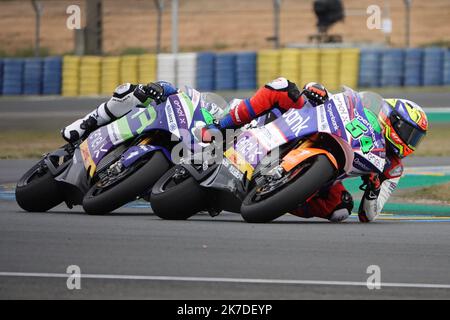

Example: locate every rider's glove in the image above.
[193,122,223,143]
[303,82,329,106]
[135,82,166,105]
[358,173,382,223]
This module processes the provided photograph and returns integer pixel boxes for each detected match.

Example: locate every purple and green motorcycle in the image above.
[151,87,387,222]
[15,88,226,215]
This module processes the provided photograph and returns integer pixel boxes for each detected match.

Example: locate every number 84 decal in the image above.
[345,118,374,154]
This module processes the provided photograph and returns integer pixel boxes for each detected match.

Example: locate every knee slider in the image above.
[329,190,354,222]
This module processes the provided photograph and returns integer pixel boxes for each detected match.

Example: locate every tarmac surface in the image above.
[1,159,450,299]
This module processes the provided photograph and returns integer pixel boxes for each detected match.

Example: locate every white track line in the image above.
[0,272,450,289]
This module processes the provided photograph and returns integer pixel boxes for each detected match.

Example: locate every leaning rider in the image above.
[198,78,428,223]
[62,78,428,223]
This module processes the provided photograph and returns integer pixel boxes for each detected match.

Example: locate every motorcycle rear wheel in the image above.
[15,160,64,212]
[241,155,335,223]
[150,167,207,220]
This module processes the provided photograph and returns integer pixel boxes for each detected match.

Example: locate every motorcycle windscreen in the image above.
[338,87,386,173]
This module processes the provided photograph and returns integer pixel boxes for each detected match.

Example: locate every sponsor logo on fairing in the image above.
[172,99,188,127]
[222,157,244,180]
[251,123,287,151]
[89,130,108,160]
[366,152,385,172]
[165,101,180,136]
[325,100,348,141]
[235,135,263,165]
[282,109,310,137]
[326,102,340,132]
[334,94,351,124]
[352,156,372,172]
[107,122,122,145]
[317,105,330,132]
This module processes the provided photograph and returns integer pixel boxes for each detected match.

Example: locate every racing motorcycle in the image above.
[15,88,226,215]
[150,87,386,223]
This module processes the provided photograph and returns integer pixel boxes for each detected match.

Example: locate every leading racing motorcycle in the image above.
[150,87,386,222]
[15,88,226,215]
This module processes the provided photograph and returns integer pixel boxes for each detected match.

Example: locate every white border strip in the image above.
[1,272,450,289]
[424,107,450,113]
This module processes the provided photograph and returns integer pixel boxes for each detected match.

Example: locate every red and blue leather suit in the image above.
[213,77,404,223]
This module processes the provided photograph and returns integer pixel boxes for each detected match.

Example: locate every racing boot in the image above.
[61,81,176,143]
[61,102,111,143]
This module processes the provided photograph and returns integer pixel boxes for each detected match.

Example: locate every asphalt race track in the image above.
[1,94,450,299]
[1,172,450,299]
[2,157,450,300]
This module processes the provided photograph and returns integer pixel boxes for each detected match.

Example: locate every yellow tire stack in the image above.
[138,54,157,84]
[319,49,341,91]
[299,49,320,87]
[62,56,80,96]
[101,56,121,95]
[279,49,301,85]
[79,56,101,96]
[120,55,139,84]
[257,50,280,87]
[339,48,360,89]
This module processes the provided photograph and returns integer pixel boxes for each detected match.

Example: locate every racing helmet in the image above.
[379,99,428,158]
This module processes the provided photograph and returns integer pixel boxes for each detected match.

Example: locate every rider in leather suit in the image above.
[62,78,428,223]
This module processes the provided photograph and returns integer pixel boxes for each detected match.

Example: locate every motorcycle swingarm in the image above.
[44,148,73,177]
[179,163,219,182]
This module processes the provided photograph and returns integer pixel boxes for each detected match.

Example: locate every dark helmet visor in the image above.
[390,112,426,149]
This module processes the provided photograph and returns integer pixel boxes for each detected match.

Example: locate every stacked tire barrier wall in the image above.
[1,47,449,96]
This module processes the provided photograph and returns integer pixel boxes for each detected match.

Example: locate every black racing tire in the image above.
[241,155,335,223]
[82,151,170,215]
[15,161,64,212]
[150,168,207,220]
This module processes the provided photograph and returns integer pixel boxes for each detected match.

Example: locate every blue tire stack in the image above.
[42,56,62,94]
[358,49,381,87]
[196,52,215,91]
[423,47,444,86]
[380,49,404,87]
[403,48,423,86]
[442,49,450,85]
[215,53,236,91]
[0,59,3,95]
[23,58,43,95]
[2,58,24,95]
[236,52,257,90]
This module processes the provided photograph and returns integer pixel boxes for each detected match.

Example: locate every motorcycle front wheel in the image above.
[240,155,336,223]
[82,151,170,215]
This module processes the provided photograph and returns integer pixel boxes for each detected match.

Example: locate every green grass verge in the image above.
[0,122,449,159]
[400,182,450,204]
[414,123,450,157]
[0,131,64,159]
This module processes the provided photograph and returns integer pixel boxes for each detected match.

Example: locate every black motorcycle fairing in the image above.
[54,148,90,195]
